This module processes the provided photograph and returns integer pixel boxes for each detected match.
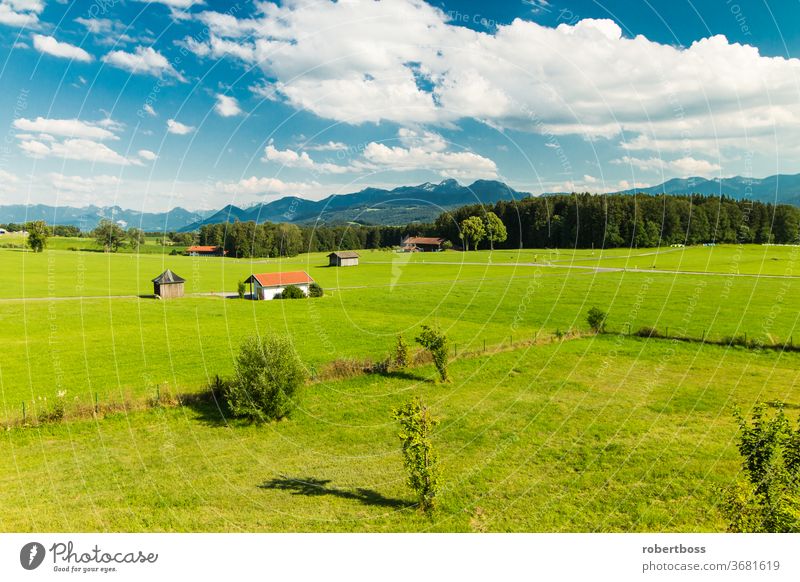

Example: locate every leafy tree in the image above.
[25,220,49,252]
[415,325,449,382]
[393,397,440,513]
[94,219,127,252]
[483,211,507,250]
[308,282,324,297]
[586,307,607,333]
[224,334,307,421]
[392,334,410,370]
[237,280,246,299]
[720,404,800,532]
[127,227,145,250]
[459,216,485,251]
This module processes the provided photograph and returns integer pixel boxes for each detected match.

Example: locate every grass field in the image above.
[1,336,798,532]
[1,242,799,532]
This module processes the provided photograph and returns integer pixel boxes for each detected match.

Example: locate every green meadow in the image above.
[1,336,798,532]
[0,241,799,532]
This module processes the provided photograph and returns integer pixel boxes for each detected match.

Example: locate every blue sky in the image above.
[0,0,799,211]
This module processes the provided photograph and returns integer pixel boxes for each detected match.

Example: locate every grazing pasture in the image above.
[1,336,798,532]
[0,242,798,532]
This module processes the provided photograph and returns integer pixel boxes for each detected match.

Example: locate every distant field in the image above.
[0,245,799,410]
[1,336,798,532]
[1,242,799,532]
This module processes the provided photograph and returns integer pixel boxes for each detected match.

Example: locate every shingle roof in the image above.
[186,245,222,253]
[328,251,360,258]
[152,269,186,284]
[247,271,314,287]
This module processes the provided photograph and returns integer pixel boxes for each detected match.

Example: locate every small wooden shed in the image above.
[152,269,186,299]
[328,251,360,267]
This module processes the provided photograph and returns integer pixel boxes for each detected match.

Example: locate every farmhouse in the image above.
[185,245,226,256]
[152,269,185,299]
[328,251,359,267]
[401,236,447,252]
[245,271,315,300]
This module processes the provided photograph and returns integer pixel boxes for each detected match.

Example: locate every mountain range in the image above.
[612,173,800,205]
[2,173,799,231]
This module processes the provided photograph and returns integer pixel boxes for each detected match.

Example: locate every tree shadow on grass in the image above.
[259,475,413,509]
[178,389,233,427]
[378,369,432,383]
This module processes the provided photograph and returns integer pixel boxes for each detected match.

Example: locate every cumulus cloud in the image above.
[305,141,347,151]
[166,119,194,135]
[0,0,42,27]
[103,46,183,80]
[262,143,348,174]
[182,2,800,162]
[49,173,121,193]
[21,138,134,165]
[214,94,241,117]
[32,34,93,62]
[612,156,722,176]
[14,117,118,140]
[14,116,139,165]
[216,176,316,196]
[143,104,156,117]
[138,149,157,161]
[358,141,498,180]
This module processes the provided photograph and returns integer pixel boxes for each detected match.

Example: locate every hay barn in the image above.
[328,251,359,267]
[152,269,186,299]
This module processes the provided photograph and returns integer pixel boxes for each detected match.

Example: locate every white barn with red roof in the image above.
[245,271,315,300]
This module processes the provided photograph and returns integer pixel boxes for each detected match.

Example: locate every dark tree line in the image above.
[434,193,800,249]
[197,221,433,258]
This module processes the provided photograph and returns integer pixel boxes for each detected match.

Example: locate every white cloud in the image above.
[305,141,347,151]
[0,168,20,184]
[214,94,241,117]
[166,119,194,135]
[20,138,135,165]
[0,0,42,27]
[143,104,156,117]
[14,117,118,140]
[612,156,722,176]
[103,46,183,80]
[183,3,800,163]
[14,116,138,165]
[49,173,120,193]
[32,34,93,62]
[74,17,139,45]
[358,141,498,180]
[216,176,316,196]
[262,143,348,174]
[138,149,157,161]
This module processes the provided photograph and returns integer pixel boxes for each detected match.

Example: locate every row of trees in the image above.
[197,221,430,258]
[435,193,800,249]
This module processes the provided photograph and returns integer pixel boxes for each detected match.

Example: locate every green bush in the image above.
[393,397,440,513]
[308,282,324,297]
[415,325,449,382]
[223,335,307,421]
[237,280,246,299]
[586,307,607,333]
[279,285,305,299]
[720,403,800,532]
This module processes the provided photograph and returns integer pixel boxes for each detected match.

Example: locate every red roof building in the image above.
[185,245,226,256]
[244,271,315,300]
